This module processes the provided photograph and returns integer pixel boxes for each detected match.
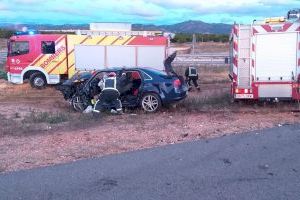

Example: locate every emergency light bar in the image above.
[287,9,300,20]
[13,30,39,36]
[264,17,285,24]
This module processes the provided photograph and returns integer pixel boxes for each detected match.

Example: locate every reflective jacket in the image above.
[185,67,198,77]
[103,77,118,92]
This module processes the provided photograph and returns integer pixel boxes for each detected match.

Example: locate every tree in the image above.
[0,29,14,38]
[173,33,229,43]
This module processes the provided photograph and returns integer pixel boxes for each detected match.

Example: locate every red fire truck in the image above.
[229,9,300,100]
[6,31,168,88]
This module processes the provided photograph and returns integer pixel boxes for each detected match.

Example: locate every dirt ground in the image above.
[0,70,299,173]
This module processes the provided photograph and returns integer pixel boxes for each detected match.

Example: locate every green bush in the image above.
[0,70,7,80]
[0,29,14,38]
[172,33,229,43]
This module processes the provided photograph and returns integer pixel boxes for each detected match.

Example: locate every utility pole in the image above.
[192,34,196,55]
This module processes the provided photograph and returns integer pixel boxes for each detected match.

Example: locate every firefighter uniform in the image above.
[94,75,122,113]
[185,66,200,91]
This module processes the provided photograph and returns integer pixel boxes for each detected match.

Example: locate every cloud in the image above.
[148,0,299,16]
[14,0,41,4]
[0,2,8,11]
[0,0,299,25]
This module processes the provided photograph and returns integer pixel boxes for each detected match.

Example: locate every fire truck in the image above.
[229,9,300,100]
[6,31,168,88]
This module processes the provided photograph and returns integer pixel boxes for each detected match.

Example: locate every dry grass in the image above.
[172,42,229,54]
[174,65,230,84]
[178,93,232,112]
[194,42,229,53]
[0,108,107,137]
[23,111,70,124]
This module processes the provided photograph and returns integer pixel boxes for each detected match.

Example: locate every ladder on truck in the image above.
[237,25,251,88]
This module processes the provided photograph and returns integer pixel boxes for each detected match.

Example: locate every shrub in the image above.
[24,111,70,124]
[0,29,14,39]
[173,33,229,43]
[0,70,7,80]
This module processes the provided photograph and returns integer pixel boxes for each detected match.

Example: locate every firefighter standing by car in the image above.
[185,66,200,91]
[93,72,123,114]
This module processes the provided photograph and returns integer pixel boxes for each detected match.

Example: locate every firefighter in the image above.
[185,66,200,91]
[93,72,123,114]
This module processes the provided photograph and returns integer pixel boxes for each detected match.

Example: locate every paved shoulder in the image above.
[1,125,300,200]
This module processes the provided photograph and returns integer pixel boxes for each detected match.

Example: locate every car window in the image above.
[141,71,152,80]
[93,72,107,80]
[70,72,92,82]
[42,41,55,54]
[9,41,29,56]
[146,69,168,76]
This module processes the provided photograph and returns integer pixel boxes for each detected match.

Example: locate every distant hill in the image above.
[0,20,231,34]
[133,20,231,34]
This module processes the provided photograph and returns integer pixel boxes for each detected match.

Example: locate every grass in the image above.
[23,111,70,124]
[179,93,232,112]
[0,110,104,136]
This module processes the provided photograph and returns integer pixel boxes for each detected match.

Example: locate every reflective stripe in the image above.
[188,67,197,76]
[103,77,117,90]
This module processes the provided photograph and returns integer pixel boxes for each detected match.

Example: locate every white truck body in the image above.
[230,20,300,100]
[74,45,166,71]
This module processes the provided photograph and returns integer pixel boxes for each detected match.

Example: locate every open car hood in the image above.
[164,52,177,76]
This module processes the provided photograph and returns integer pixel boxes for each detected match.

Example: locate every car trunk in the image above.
[164,52,187,92]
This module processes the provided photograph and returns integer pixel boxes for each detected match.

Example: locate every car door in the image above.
[120,70,143,106]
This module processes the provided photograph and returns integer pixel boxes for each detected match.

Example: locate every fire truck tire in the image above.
[29,72,47,89]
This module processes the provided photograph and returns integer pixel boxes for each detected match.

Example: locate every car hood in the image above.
[63,72,92,86]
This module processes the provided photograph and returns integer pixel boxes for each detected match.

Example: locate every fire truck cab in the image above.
[229,9,300,100]
[7,33,65,89]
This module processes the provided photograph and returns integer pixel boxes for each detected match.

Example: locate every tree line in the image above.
[0,29,14,38]
[172,33,229,43]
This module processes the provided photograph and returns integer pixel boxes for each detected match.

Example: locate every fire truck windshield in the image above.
[8,40,29,57]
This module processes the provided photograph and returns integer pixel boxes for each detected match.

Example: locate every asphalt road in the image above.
[1,125,300,200]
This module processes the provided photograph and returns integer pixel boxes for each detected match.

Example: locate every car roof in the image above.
[94,67,165,73]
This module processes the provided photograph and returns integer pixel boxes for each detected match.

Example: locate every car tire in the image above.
[71,95,88,112]
[141,93,161,113]
[29,72,47,89]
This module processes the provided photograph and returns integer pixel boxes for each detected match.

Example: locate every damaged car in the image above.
[57,53,188,113]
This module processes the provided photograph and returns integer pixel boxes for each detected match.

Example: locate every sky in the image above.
[0,0,299,25]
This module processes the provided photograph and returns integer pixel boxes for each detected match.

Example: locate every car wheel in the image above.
[29,72,47,89]
[71,95,88,112]
[141,93,161,112]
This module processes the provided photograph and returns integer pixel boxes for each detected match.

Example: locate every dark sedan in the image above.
[58,67,188,112]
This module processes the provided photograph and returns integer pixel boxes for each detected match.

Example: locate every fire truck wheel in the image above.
[29,72,47,89]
